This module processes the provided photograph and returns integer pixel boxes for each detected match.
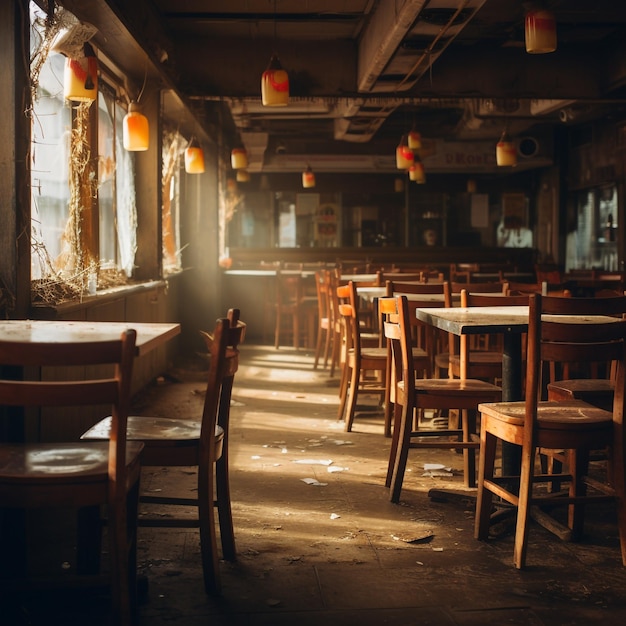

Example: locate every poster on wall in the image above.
[315,203,340,246]
[497,193,532,248]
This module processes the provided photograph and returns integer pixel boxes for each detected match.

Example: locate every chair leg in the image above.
[344,364,360,432]
[385,401,404,488]
[108,493,134,625]
[313,326,323,368]
[274,309,281,349]
[216,454,236,561]
[611,438,626,566]
[323,324,332,368]
[513,444,535,569]
[461,409,478,488]
[337,362,350,420]
[474,427,497,540]
[567,448,589,541]
[197,457,221,594]
[390,403,413,503]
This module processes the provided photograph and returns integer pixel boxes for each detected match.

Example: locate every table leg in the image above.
[501,333,522,476]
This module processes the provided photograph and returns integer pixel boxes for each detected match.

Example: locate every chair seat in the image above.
[478,399,613,430]
[83,417,225,466]
[547,379,614,412]
[0,442,144,507]
[0,441,144,482]
[415,378,501,395]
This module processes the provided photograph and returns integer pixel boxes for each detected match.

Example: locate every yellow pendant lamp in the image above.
[525,9,557,54]
[64,43,98,102]
[236,169,250,182]
[261,54,289,107]
[231,147,248,170]
[302,165,315,188]
[184,139,205,174]
[496,131,517,167]
[408,130,422,150]
[123,102,149,151]
[409,157,426,184]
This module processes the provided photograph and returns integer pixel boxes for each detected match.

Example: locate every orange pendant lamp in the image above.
[525,8,557,54]
[123,102,149,151]
[236,169,250,182]
[302,165,315,188]
[184,139,205,174]
[496,131,517,167]
[396,135,414,170]
[261,54,289,107]
[64,43,98,102]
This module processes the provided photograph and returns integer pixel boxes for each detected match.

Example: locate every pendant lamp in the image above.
[261,54,289,107]
[525,9,557,54]
[408,130,422,150]
[236,169,250,182]
[123,102,149,151]
[231,147,248,170]
[409,157,426,184]
[394,177,404,193]
[184,140,205,174]
[64,43,98,102]
[496,131,517,167]
[396,135,414,170]
[302,165,315,188]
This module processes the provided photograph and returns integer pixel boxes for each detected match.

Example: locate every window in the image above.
[29,2,137,300]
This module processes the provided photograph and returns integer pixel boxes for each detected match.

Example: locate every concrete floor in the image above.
[5,344,626,625]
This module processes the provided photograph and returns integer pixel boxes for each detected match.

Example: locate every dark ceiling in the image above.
[64,0,626,174]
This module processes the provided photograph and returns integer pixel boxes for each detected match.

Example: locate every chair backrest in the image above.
[526,294,626,427]
[0,329,137,496]
[461,290,530,307]
[315,270,331,322]
[380,295,415,398]
[451,281,506,294]
[199,309,246,448]
[336,281,363,358]
[276,270,304,306]
[385,280,448,296]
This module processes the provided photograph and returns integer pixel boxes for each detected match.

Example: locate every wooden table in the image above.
[1,320,181,443]
[0,320,181,357]
[415,305,621,475]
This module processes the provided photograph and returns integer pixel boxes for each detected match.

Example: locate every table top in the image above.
[0,320,181,357]
[224,269,317,278]
[415,306,621,336]
[357,286,453,303]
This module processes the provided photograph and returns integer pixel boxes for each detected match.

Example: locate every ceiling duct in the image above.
[341,0,487,142]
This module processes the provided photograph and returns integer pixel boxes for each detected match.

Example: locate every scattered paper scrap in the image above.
[432,547,444,552]
[251,455,262,460]
[301,478,328,486]
[424,463,450,471]
[332,439,353,446]
[293,459,333,466]
[327,466,347,473]
[330,513,341,520]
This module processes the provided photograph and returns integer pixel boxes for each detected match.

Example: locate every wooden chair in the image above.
[381,281,438,437]
[336,281,388,432]
[474,293,626,569]
[313,270,332,369]
[83,310,246,594]
[381,295,502,501]
[447,290,530,384]
[274,270,317,349]
[0,329,142,625]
